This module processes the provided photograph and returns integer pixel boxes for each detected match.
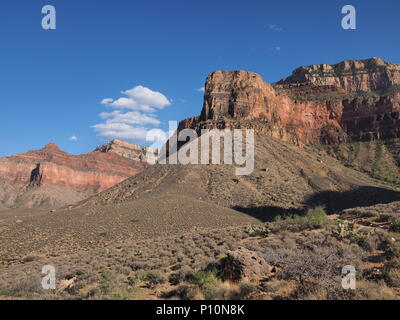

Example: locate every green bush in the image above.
[273,206,328,231]
[306,207,329,227]
[189,269,222,299]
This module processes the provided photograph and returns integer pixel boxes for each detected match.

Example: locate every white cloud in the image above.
[92,123,150,141]
[101,85,171,112]
[99,110,160,126]
[269,24,283,31]
[100,98,113,105]
[69,135,78,141]
[268,46,282,52]
[93,85,170,143]
[123,85,170,109]
[197,87,205,92]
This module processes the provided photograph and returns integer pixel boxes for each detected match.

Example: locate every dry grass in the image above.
[1,201,400,300]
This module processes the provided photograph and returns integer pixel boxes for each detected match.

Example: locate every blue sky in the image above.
[0,0,399,156]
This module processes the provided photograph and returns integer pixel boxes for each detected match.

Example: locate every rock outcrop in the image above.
[222,248,273,282]
[276,57,400,93]
[29,163,43,187]
[0,141,151,209]
[178,58,400,146]
[95,139,158,164]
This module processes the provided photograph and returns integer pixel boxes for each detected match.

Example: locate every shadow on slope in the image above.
[233,186,400,221]
[232,205,304,222]
[304,186,400,212]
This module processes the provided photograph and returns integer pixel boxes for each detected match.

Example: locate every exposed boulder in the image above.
[222,248,273,282]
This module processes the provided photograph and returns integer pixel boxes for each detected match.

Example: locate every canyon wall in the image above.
[179,58,400,146]
[0,141,155,209]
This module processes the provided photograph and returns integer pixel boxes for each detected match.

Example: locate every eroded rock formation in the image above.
[0,141,152,209]
[95,139,158,164]
[179,58,400,146]
[29,163,43,187]
[277,57,400,93]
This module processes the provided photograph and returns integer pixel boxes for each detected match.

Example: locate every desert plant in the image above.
[332,219,355,240]
[273,206,328,231]
[188,268,222,299]
[390,218,400,232]
[382,258,400,287]
[245,224,269,237]
[145,270,168,288]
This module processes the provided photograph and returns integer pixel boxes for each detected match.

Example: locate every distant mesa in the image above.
[0,140,155,209]
[95,139,159,164]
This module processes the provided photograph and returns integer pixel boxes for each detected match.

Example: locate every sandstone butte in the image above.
[179,57,400,146]
[0,140,158,209]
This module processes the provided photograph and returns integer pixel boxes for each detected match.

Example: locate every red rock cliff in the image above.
[0,142,150,201]
[179,58,400,146]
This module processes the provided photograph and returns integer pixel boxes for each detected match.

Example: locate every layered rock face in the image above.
[179,58,400,146]
[0,141,151,209]
[277,57,400,93]
[95,139,158,164]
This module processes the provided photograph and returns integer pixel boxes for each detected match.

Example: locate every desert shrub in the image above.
[99,271,114,294]
[166,284,205,300]
[332,219,355,240]
[145,270,168,288]
[305,206,329,226]
[375,214,392,223]
[216,280,258,300]
[0,286,10,297]
[382,258,400,287]
[383,239,400,259]
[245,224,269,237]
[262,244,364,300]
[188,268,222,299]
[355,280,398,300]
[237,281,257,298]
[273,206,328,232]
[9,275,44,297]
[169,266,193,285]
[109,293,128,300]
[189,269,219,286]
[348,229,377,251]
[390,218,400,232]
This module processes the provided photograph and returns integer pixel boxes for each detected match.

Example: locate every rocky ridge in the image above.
[277,57,400,93]
[178,58,400,147]
[0,141,151,209]
[95,139,158,164]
